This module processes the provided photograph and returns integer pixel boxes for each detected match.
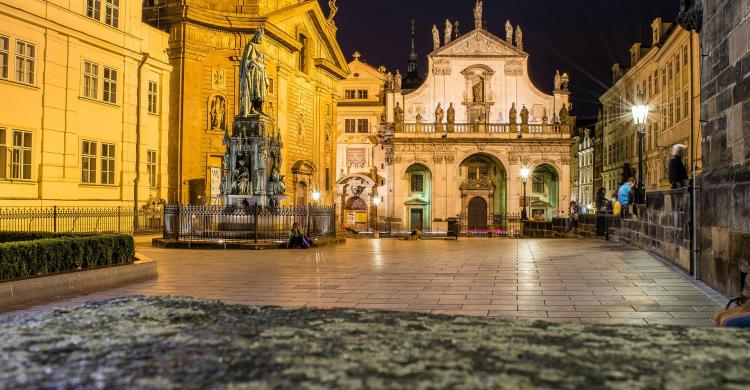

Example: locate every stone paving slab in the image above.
[1,296,748,389]
[0,239,727,326]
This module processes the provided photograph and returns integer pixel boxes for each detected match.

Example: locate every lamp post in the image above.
[631,104,649,204]
[520,166,530,220]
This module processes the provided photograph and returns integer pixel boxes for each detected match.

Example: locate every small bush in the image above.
[0,233,135,281]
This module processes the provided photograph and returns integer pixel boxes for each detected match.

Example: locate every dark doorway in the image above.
[468,197,488,230]
[188,179,206,205]
[410,209,423,231]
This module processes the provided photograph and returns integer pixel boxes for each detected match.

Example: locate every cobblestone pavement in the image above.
[0,238,726,325]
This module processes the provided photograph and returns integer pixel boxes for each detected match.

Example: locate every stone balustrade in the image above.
[394,122,569,136]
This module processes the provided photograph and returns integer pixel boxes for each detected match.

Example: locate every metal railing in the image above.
[396,122,568,135]
[458,213,523,237]
[0,206,164,235]
[162,204,337,243]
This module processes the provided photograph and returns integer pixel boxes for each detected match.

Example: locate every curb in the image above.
[0,257,157,311]
[151,237,346,250]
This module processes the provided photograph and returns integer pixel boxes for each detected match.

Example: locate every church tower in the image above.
[404,19,423,89]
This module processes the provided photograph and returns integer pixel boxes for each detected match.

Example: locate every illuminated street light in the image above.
[631,103,649,204]
[520,166,530,221]
[311,191,321,202]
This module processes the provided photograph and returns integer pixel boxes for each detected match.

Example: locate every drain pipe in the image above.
[689,31,698,280]
[134,53,150,231]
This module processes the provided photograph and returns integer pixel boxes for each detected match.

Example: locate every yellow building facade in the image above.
[143,0,348,206]
[600,18,701,195]
[0,0,171,206]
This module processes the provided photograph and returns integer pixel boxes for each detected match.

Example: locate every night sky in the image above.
[326,0,680,122]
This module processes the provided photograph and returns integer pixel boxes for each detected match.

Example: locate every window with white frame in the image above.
[83,61,99,99]
[147,81,158,114]
[357,119,369,133]
[147,150,157,188]
[104,0,119,28]
[0,128,6,179]
[344,119,356,133]
[103,67,117,103]
[14,40,35,85]
[0,35,8,79]
[100,143,115,185]
[86,0,101,21]
[81,140,97,184]
[10,130,32,180]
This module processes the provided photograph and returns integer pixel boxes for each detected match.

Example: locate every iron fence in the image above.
[0,206,164,235]
[162,204,337,243]
[458,213,523,238]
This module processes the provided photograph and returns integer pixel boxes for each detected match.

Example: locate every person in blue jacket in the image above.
[618,177,635,218]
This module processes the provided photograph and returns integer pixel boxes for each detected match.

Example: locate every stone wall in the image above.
[700,0,750,296]
[611,190,692,272]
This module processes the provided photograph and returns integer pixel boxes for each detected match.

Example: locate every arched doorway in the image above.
[344,196,368,232]
[530,164,559,220]
[458,154,507,229]
[467,197,488,230]
[296,181,308,207]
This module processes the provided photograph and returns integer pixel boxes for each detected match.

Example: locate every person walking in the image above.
[618,178,635,218]
[668,144,689,189]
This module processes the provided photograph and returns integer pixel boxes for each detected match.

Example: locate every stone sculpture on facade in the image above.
[554,70,562,90]
[435,103,444,132]
[474,0,483,29]
[221,27,286,208]
[394,102,404,124]
[327,0,338,24]
[515,26,523,51]
[432,25,440,50]
[509,102,517,124]
[454,21,460,38]
[561,72,570,90]
[395,70,402,91]
[386,72,394,90]
[520,105,529,124]
[209,95,227,131]
[505,20,513,44]
[559,103,570,126]
[444,19,453,45]
[447,103,455,123]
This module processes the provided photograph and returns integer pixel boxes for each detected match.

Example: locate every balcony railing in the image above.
[394,122,569,135]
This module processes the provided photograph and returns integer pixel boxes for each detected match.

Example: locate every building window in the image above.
[103,67,117,103]
[675,54,681,73]
[15,40,35,85]
[410,174,424,193]
[83,61,99,99]
[648,75,652,97]
[684,91,689,117]
[10,130,32,180]
[683,45,689,67]
[86,0,101,21]
[344,90,356,99]
[661,67,666,87]
[147,81,158,114]
[0,35,8,79]
[0,128,6,179]
[100,143,115,185]
[676,96,681,120]
[325,167,331,191]
[357,119,369,133]
[81,140,97,183]
[147,150,157,188]
[104,0,119,28]
[532,176,544,194]
[344,119,356,133]
[357,89,368,99]
[668,62,673,81]
[669,102,674,126]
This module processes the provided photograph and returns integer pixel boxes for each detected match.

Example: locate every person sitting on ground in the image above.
[715,300,750,328]
[668,144,689,189]
[618,177,635,218]
[288,222,312,249]
[405,228,422,240]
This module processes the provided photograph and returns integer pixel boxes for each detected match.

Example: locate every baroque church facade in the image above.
[143,0,348,206]
[336,1,574,232]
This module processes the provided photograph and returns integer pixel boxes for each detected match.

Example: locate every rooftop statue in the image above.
[474,0,483,29]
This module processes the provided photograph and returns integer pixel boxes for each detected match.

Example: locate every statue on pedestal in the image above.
[394,102,404,124]
[239,28,270,116]
[447,103,455,124]
[554,70,562,91]
[232,160,251,195]
[509,103,517,124]
[505,20,513,44]
[432,25,440,50]
[435,103,444,124]
[444,19,453,45]
[520,105,529,124]
[395,70,402,91]
[515,26,524,51]
[474,0,483,29]
[254,143,268,194]
[559,103,570,126]
[561,72,570,90]
[327,0,338,24]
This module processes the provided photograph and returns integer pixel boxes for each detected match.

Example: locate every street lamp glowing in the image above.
[520,166,530,181]
[311,191,321,202]
[373,197,381,206]
[631,104,649,126]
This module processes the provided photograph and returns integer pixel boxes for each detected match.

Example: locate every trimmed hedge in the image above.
[0,233,135,281]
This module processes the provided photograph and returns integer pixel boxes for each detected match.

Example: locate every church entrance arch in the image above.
[344,196,368,232]
[467,197,488,231]
[529,163,560,220]
[458,153,507,226]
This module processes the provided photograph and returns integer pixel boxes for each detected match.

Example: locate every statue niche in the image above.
[208,95,227,132]
[472,79,484,103]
